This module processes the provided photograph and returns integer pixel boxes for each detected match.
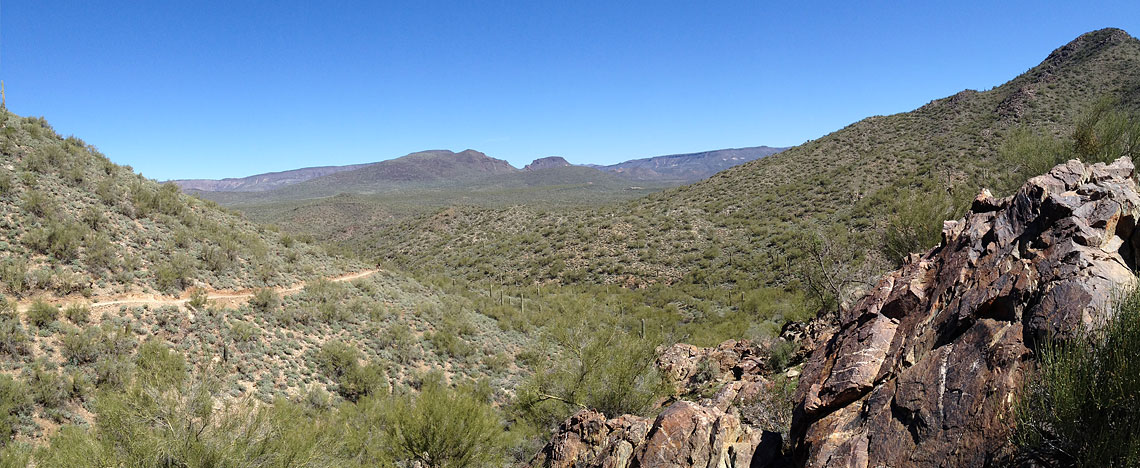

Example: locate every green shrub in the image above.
[1015,287,1140,466]
[0,316,28,356]
[20,190,54,218]
[61,326,101,364]
[82,233,116,272]
[26,301,58,328]
[518,325,667,429]
[229,320,257,342]
[1073,97,1140,165]
[315,341,358,380]
[768,338,798,371]
[881,190,964,266]
[384,374,506,468]
[249,288,280,313]
[0,375,32,443]
[63,303,90,325]
[24,363,66,409]
[154,253,194,293]
[0,172,11,197]
[134,340,186,390]
[337,362,387,403]
[740,374,797,436]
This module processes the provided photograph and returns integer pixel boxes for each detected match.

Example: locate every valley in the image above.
[0,18,1137,468]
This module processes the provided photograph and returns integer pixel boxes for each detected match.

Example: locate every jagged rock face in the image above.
[787,158,1140,467]
[531,341,775,468]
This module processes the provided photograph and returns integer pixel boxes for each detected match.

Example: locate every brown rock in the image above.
[784,158,1140,467]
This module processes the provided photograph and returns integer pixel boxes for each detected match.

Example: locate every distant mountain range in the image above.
[173,163,372,192]
[587,146,785,182]
[169,145,787,195]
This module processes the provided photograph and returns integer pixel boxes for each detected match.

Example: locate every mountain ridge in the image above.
[173,145,787,196]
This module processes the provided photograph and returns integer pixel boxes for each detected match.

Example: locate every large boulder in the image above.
[785,158,1140,467]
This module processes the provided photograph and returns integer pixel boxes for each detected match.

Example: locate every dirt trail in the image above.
[14,269,380,313]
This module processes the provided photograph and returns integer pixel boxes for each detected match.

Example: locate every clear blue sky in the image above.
[3,1,1139,180]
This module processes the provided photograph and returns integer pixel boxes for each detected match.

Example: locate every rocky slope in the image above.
[786,157,1139,467]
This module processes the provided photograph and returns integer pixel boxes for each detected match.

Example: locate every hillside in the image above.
[594,145,786,182]
[0,108,559,458]
[356,28,1140,294]
[171,163,371,192]
[0,111,362,298]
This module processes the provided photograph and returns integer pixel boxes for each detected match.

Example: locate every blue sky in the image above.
[3,1,1140,180]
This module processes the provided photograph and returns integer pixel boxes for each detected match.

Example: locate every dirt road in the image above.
[14,269,380,313]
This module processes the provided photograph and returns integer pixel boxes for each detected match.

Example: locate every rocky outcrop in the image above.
[786,158,1140,467]
[656,340,768,396]
[531,340,780,468]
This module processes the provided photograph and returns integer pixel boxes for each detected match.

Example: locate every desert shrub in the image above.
[0,316,28,357]
[1015,287,1140,467]
[0,260,26,296]
[61,326,101,364]
[517,324,667,430]
[249,288,280,313]
[228,320,257,342]
[0,375,32,444]
[383,374,506,468]
[83,233,116,272]
[201,244,233,272]
[768,338,798,371]
[998,127,1071,192]
[427,329,474,358]
[63,303,90,325]
[93,356,133,390]
[316,341,358,380]
[24,363,66,409]
[134,339,186,390]
[337,362,387,403]
[20,190,55,219]
[80,206,105,231]
[0,172,11,197]
[31,425,106,467]
[1073,97,1140,165]
[26,301,58,328]
[154,253,194,293]
[881,189,964,266]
